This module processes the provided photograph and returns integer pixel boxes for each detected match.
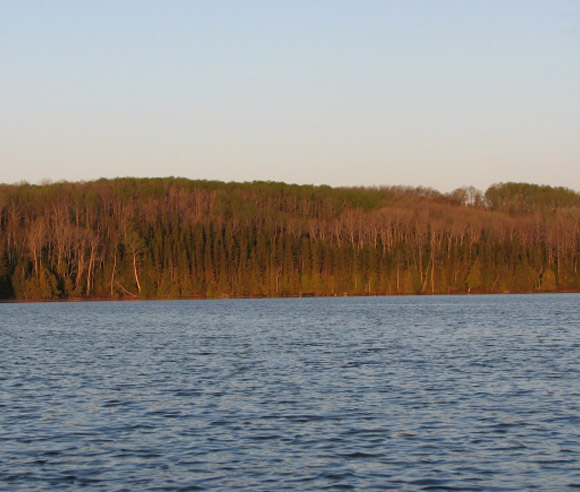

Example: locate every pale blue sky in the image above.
[1,1,579,192]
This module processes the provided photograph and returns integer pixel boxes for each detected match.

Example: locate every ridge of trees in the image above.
[1,178,579,300]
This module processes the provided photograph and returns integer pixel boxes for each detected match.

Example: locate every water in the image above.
[1,294,579,491]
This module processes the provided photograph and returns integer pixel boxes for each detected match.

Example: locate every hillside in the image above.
[1,178,579,300]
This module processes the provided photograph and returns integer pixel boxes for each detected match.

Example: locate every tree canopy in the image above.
[1,178,579,300]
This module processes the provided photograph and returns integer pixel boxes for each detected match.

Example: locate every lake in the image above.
[1,294,579,491]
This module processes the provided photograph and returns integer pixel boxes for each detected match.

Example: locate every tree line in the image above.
[1,178,579,300]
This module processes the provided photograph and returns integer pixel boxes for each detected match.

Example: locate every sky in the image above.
[1,1,579,193]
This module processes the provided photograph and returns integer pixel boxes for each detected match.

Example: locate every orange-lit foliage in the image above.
[0,179,578,300]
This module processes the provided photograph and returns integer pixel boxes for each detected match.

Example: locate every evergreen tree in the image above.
[466,258,482,293]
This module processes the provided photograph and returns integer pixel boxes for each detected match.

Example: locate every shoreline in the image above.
[2,289,579,304]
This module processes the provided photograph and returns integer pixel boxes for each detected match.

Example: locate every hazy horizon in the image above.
[2,1,579,192]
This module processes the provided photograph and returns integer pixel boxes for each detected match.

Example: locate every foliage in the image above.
[0,178,579,300]
[485,182,580,215]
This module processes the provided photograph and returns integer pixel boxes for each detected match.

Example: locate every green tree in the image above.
[466,258,482,293]
[540,268,557,292]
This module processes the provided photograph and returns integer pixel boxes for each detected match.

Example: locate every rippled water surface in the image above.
[1,294,580,491]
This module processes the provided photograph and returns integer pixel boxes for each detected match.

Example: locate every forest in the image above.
[1,178,580,300]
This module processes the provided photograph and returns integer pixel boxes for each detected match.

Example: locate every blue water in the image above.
[1,294,579,491]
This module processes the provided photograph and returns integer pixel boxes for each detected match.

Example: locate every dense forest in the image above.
[1,178,580,301]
